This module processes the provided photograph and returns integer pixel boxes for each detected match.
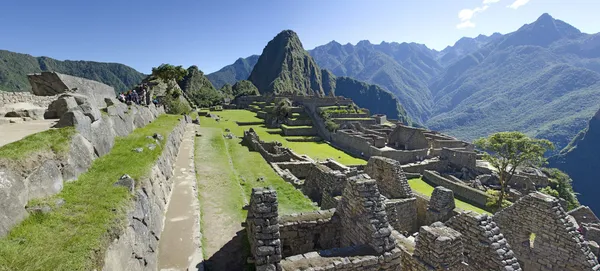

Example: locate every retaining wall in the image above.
[0,99,167,237]
[102,118,188,270]
[0,91,58,111]
[423,170,490,208]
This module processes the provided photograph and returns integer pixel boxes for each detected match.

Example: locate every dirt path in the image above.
[0,119,57,147]
[195,127,248,271]
[158,124,203,270]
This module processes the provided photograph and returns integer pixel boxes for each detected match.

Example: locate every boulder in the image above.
[91,115,116,157]
[133,110,147,128]
[114,175,135,193]
[122,113,135,135]
[28,72,116,108]
[25,109,46,120]
[45,96,78,119]
[0,168,28,237]
[4,111,28,118]
[107,105,126,119]
[110,115,129,137]
[26,160,64,199]
[55,110,92,141]
[104,97,120,107]
[78,102,102,122]
[62,133,97,182]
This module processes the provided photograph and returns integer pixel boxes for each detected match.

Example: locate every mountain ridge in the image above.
[0,50,145,93]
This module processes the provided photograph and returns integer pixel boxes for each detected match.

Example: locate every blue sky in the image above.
[1,0,598,74]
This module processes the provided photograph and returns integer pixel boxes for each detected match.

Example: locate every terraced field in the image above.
[201,109,365,165]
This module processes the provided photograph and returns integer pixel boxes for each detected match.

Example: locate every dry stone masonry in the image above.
[494,192,600,270]
[102,118,189,270]
[246,187,283,271]
[0,74,167,238]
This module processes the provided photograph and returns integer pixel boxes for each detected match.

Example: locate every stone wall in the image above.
[28,72,116,108]
[364,156,413,199]
[425,187,456,225]
[440,148,476,171]
[281,125,316,136]
[102,118,187,270]
[446,212,521,271]
[401,223,469,270]
[279,209,340,257]
[302,163,348,204]
[494,192,600,270]
[0,97,166,237]
[401,159,447,174]
[243,129,296,162]
[245,187,283,271]
[335,174,396,254]
[388,124,429,150]
[385,198,418,234]
[423,170,491,208]
[0,91,57,111]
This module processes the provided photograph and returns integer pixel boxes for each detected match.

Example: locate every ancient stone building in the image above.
[494,192,600,270]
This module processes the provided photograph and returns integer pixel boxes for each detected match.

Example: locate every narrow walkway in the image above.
[158,124,203,270]
[0,119,57,147]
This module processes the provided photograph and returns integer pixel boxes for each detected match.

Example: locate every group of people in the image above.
[118,83,156,105]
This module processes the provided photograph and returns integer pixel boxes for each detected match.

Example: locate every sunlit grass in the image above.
[200,109,365,165]
[407,177,490,214]
[0,115,181,271]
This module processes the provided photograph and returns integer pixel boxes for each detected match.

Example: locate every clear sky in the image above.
[1,0,598,74]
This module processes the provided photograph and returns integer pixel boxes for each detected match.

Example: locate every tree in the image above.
[152,64,188,96]
[474,132,554,209]
[220,83,233,98]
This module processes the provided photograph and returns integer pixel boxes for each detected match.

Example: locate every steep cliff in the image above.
[551,108,600,211]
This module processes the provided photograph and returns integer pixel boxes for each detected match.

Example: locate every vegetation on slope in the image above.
[0,50,144,93]
[248,30,326,96]
[206,55,259,89]
[0,115,180,271]
[178,65,222,107]
[550,109,600,211]
[335,77,411,124]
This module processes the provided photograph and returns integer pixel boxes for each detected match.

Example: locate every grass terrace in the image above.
[280,124,314,130]
[319,105,367,115]
[407,177,490,214]
[201,109,365,165]
[0,115,182,271]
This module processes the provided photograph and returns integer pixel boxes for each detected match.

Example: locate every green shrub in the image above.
[485,190,511,211]
[325,119,339,132]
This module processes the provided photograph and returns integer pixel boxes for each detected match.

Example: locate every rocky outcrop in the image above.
[0,97,166,237]
[102,118,188,271]
[28,72,116,108]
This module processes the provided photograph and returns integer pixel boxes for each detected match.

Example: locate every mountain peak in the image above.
[248,30,325,96]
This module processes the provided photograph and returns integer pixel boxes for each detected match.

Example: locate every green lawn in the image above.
[0,115,182,271]
[202,110,365,165]
[407,177,490,214]
[0,127,75,161]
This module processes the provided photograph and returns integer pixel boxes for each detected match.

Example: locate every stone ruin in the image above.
[0,73,167,238]
[243,153,600,270]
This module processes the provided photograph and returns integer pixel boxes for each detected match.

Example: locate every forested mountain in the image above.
[209,13,600,152]
[179,65,222,107]
[248,30,327,96]
[550,108,600,211]
[248,30,412,123]
[207,55,258,89]
[0,50,144,93]
[426,13,600,151]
